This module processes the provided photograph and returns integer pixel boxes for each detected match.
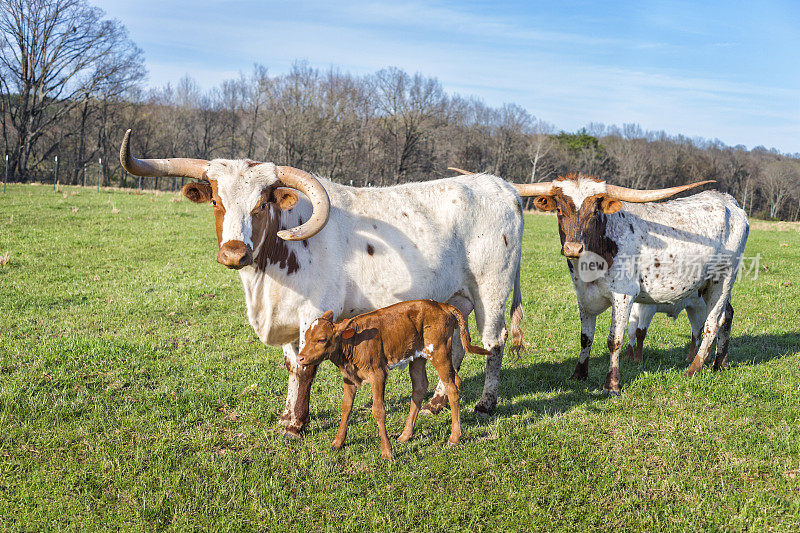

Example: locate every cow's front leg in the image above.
[570,308,596,380]
[279,341,319,438]
[605,294,634,394]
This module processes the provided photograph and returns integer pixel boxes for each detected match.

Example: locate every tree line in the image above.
[2,0,799,220]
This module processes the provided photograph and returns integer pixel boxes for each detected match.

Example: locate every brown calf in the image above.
[297,299,490,460]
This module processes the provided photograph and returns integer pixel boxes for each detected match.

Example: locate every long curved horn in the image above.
[120,129,209,179]
[275,166,331,241]
[606,180,716,202]
[513,182,556,196]
[448,166,555,196]
[448,166,474,175]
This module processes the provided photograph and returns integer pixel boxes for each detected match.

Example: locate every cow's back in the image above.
[607,191,749,302]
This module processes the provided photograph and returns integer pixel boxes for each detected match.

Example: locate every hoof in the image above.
[397,433,412,443]
[603,388,621,397]
[282,429,301,441]
[624,345,635,361]
[474,402,495,418]
[569,371,588,381]
[445,440,460,448]
[422,397,448,415]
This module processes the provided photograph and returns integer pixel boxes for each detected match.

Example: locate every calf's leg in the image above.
[432,349,462,446]
[332,380,357,449]
[399,358,428,443]
[424,295,472,414]
[688,282,730,375]
[370,377,393,460]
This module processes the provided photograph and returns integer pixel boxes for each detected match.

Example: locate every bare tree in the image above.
[0,0,144,178]
[760,159,800,218]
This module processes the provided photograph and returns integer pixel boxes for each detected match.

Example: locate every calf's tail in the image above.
[448,305,491,356]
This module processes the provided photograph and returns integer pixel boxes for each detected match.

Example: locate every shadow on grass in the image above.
[302,332,800,452]
[460,331,800,420]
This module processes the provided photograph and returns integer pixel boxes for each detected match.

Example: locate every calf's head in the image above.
[297,311,355,366]
[119,129,330,270]
[525,173,715,260]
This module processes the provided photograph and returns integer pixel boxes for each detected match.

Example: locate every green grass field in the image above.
[1,183,799,531]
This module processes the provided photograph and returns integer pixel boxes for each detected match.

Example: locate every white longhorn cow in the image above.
[120,131,528,437]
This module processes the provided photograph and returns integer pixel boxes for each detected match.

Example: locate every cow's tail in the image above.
[508,262,525,358]
[448,305,491,356]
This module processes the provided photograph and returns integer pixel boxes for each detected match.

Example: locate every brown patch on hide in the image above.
[502,234,508,246]
[252,201,302,275]
[540,180,620,267]
[367,244,375,256]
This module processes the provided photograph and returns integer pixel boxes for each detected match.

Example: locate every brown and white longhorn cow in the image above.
[120,130,530,437]
[527,173,747,392]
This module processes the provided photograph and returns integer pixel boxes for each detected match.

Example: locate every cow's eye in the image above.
[556,207,562,215]
[317,338,326,344]
[211,199,217,207]
[260,202,267,211]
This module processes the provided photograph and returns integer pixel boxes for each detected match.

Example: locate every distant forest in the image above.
[2,0,799,220]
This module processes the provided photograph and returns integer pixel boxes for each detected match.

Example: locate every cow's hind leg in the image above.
[687,282,730,375]
[685,300,706,362]
[571,309,597,380]
[399,358,428,443]
[630,305,655,363]
[424,295,472,415]
[712,301,734,371]
[280,342,318,438]
[625,305,640,361]
[473,301,508,417]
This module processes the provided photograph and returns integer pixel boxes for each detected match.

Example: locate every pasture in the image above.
[1,183,799,531]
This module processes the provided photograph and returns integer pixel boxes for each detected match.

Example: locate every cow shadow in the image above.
[302,331,799,450]
[457,330,799,423]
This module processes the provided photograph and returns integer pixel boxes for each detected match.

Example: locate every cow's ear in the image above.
[534,195,557,211]
[341,328,356,340]
[320,310,334,322]
[601,196,623,214]
[272,188,299,211]
[183,182,213,203]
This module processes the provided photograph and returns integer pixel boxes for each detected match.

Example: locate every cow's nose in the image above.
[217,240,253,269]
[562,241,584,259]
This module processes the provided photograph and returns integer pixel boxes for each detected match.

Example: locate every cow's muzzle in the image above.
[217,240,253,269]
[562,241,584,259]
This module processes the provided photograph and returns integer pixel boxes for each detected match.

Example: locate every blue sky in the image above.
[97,0,800,153]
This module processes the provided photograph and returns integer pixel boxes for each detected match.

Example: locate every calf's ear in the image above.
[533,195,557,211]
[601,196,623,214]
[272,188,299,210]
[182,182,213,203]
[320,310,334,321]
[341,328,356,340]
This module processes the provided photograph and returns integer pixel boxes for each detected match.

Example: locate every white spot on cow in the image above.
[208,160,280,248]
[554,178,607,209]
